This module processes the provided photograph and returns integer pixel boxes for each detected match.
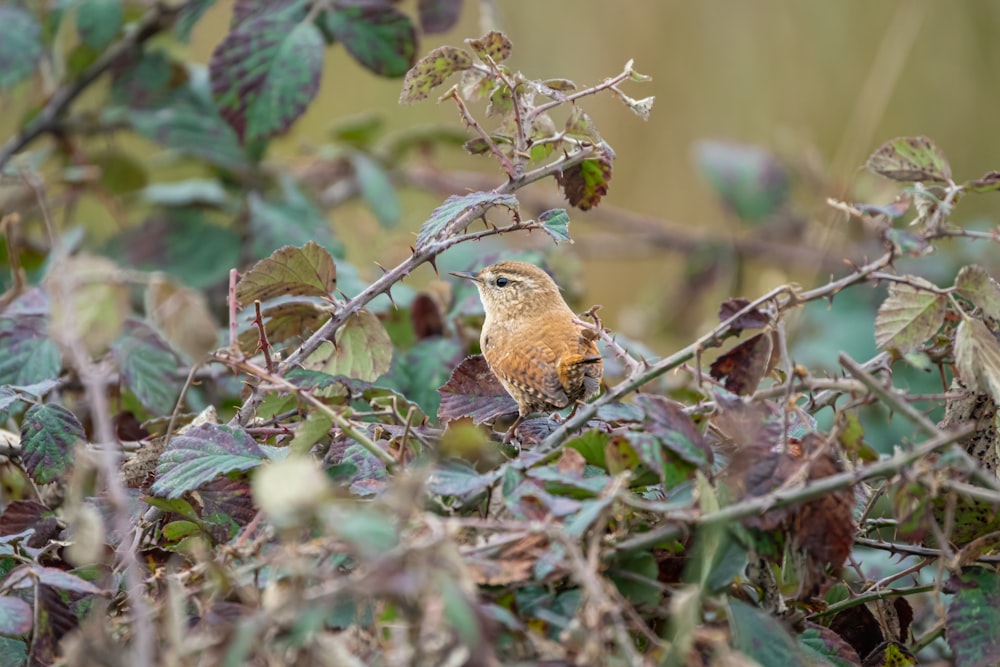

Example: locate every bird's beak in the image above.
[449,271,480,282]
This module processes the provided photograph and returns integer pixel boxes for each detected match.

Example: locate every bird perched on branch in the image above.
[451,260,603,442]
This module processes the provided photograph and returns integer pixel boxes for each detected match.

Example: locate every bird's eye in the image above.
[495,276,509,287]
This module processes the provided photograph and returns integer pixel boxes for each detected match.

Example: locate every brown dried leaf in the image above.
[465,31,512,62]
[555,153,613,211]
[718,297,771,330]
[709,333,773,396]
[145,274,219,361]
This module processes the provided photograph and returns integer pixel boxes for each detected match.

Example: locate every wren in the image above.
[451,260,603,441]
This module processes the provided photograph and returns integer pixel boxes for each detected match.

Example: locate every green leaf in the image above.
[104,208,241,289]
[567,430,610,469]
[694,140,789,221]
[20,404,85,484]
[109,47,179,110]
[328,508,399,558]
[797,623,863,667]
[111,321,181,416]
[175,0,217,42]
[416,191,518,247]
[352,152,400,228]
[555,155,613,211]
[162,520,200,542]
[609,551,660,608]
[248,177,342,260]
[302,311,392,382]
[235,242,337,304]
[538,209,571,243]
[963,171,1000,194]
[0,638,26,666]
[76,0,123,49]
[873,280,947,353]
[0,6,42,89]
[129,84,249,169]
[946,567,1000,667]
[0,317,61,386]
[289,412,332,456]
[954,315,1000,405]
[728,598,807,666]
[955,265,1000,321]
[210,10,324,142]
[323,5,416,77]
[92,151,149,195]
[379,337,463,419]
[0,596,32,635]
[153,424,267,499]
[427,459,502,497]
[399,45,474,104]
[865,135,952,183]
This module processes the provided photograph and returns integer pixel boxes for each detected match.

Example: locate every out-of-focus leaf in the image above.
[176,0,217,42]
[302,311,392,382]
[797,623,863,667]
[21,404,84,484]
[104,208,241,289]
[153,424,266,499]
[380,337,463,418]
[76,0,123,49]
[885,228,933,257]
[538,209,571,243]
[351,152,400,227]
[555,155,613,211]
[252,456,331,527]
[327,507,399,558]
[399,45,473,104]
[954,315,1000,405]
[92,151,149,195]
[955,265,1000,321]
[143,179,228,207]
[0,597,32,636]
[729,598,808,666]
[418,0,461,33]
[866,135,952,183]
[248,177,342,260]
[45,255,129,356]
[437,354,518,424]
[210,7,323,142]
[466,31,512,62]
[6,565,103,595]
[236,242,336,304]
[963,171,1000,194]
[874,281,946,353]
[416,191,518,247]
[694,140,789,221]
[0,317,61,386]
[0,6,42,89]
[111,321,181,416]
[429,459,503,498]
[946,567,1000,667]
[144,274,219,361]
[110,47,181,110]
[323,5,416,77]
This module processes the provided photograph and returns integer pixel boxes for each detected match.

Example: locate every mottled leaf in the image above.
[729,598,808,666]
[866,135,952,183]
[416,191,518,246]
[946,567,1000,667]
[210,9,323,142]
[555,155,613,211]
[963,171,1000,194]
[466,31,512,62]
[418,0,461,33]
[437,355,518,424]
[399,45,473,104]
[954,315,1000,405]
[153,424,266,499]
[76,0,123,49]
[874,281,946,353]
[798,623,862,667]
[538,209,571,243]
[111,321,181,416]
[236,242,337,304]
[0,6,42,89]
[710,332,773,396]
[302,311,392,382]
[694,140,789,222]
[323,5,416,77]
[955,265,1000,321]
[20,404,84,484]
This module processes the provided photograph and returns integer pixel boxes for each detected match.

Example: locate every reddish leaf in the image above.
[410,293,444,339]
[418,0,462,33]
[718,297,771,330]
[555,154,613,211]
[710,332,774,396]
[437,355,518,424]
[0,500,60,548]
[324,5,417,77]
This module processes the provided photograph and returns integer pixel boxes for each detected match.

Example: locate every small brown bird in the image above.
[450,260,603,441]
